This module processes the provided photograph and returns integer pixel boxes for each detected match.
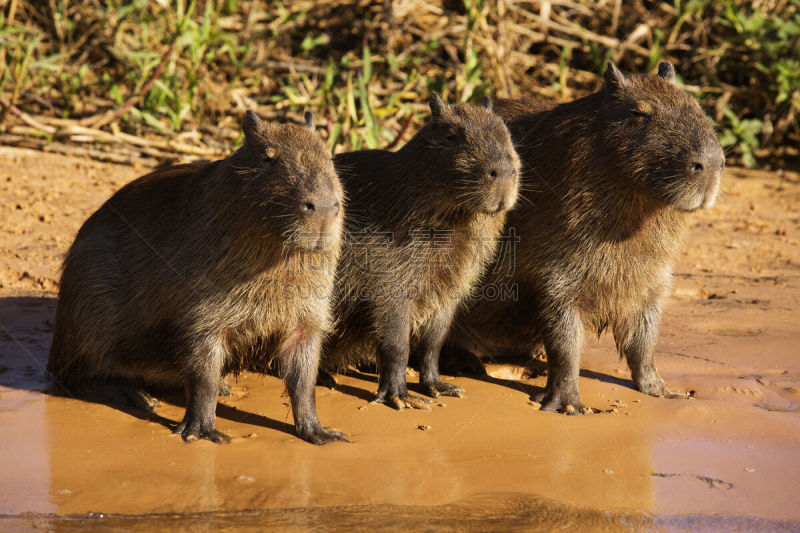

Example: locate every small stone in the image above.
[437,403,447,407]
[528,400,541,408]
[604,469,614,474]
[244,433,257,438]
[358,405,367,411]
[744,467,755,473]
[632,399,641,403]
[235,474,255,482]
[417,425,431,431]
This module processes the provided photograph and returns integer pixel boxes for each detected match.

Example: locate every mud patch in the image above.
[1,149,800,527]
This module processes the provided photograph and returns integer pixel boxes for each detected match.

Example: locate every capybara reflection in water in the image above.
[47,110,348,444]
[322,94,520,409]
[449,62,725,413]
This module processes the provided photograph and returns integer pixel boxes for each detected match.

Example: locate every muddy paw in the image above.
[532,390,584,415]
[124,386,161,412]
[423,381,465,399]
[637,378,690,399]
[174,420,230,444]
[656,388,692,399]
[375,391,431,410]
[300,427,350,445]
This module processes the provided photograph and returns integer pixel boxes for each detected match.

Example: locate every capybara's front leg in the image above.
[418,306,465,399]
[534,306,585,414]
[615,304,689,399]
[374,302,430,410]
[175,337,230,443]
[280,329,348,445]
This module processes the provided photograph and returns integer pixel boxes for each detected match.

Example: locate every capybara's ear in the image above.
[481,96,493,112]
[657,62,676,83]
[243,110,266,143]
[604,61,627,92]
[304,111,315,130]
[429,93,447,121]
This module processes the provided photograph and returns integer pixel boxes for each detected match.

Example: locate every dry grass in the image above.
[0,0,798,169]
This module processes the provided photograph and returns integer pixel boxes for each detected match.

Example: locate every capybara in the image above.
[47,110,347,444]
[322,94,520,409]
[449,62,725,413]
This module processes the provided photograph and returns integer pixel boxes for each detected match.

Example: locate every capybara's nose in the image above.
[688,145,725,179]
[302,198,340,218]
[488,166,517,182]
[488,164,519,213]
[688,143,724,209]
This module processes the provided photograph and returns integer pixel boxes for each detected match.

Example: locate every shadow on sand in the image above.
[0,295,296,439]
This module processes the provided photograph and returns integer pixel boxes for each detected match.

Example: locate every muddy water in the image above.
[1,149,799,531]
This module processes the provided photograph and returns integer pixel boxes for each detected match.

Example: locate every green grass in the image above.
[0,0,798,165]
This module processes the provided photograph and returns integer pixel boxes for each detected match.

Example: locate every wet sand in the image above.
[1,146,799,531]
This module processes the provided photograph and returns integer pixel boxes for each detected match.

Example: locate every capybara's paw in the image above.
[300,427,350,445]
[423,380,465,399]
[96,381,160,412]
[375,390,431,410]
[635,376,690,399]
[121,385,161,412]
[174,419,230,444]
[532,389,586,415]
[316,369,338,389]
[218,378,231,397]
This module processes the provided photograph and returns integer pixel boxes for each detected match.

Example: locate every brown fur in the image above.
[449,62,725,412]
[46,110,348,444]
[323,94,521,407]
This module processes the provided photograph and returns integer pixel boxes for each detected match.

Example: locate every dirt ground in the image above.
[0,145,799,531]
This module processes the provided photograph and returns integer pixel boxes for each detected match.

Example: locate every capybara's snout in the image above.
[687,142,725,210]
[298,191,342,250]
[484,156,520,214]
[672,137,725,212]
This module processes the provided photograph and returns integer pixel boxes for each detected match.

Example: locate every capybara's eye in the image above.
[264,147,276,163]
[633,101,653,120]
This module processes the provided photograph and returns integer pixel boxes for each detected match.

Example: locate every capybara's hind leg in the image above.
[418,309,465,399]
[174,338,229,443]
[615,306,689,399]
[374,304,430,410]
[534,307,585,414]
[280,329,348,445]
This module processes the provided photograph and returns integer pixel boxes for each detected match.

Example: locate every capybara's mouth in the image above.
[673,176,721,213]
[483,200,507,215]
